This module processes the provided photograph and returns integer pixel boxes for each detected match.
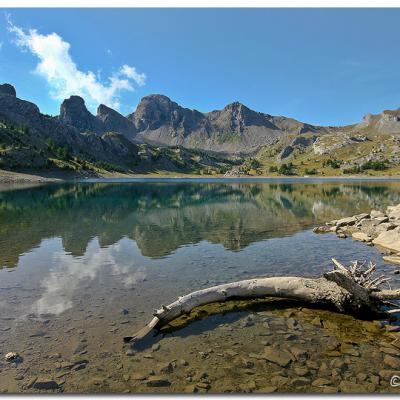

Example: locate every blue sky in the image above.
[1,8,400,125]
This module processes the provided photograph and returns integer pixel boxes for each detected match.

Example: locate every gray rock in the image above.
[196,382,211,390]
[312,378,332,387]
[286,318,300,329]
[5,352,19,362]
[72,363,86,371]
[294,366,310,376]
[258,385,278,393]
[336,216,357,227]
[374,216,389,224]
[146,377,171,387]
[376,222,397,234]
[379,369,400,380]
[290,377,311,387]
[158,362,173,373]
[313,226,331,234]
[290,346,308,360]
[270,375,289,387]
[263,347,292,367]
[340,344,360,357]
[370,210,386,219]
[383,255,400,265]
[383,354,400,369]
[354,213,370,221]
[151,343,161,352]
[130,373,147,381]
[26,377,38,389]
[373,228,400,252]
[338,381,376,393]
[32,378,60,390]
[351,232,371,242]
[356,372,368,382]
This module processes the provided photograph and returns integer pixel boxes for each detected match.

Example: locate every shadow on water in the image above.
[129,297,385,352]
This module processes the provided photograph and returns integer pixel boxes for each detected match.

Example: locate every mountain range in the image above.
[1,82,400,176]
[56,89,326,155]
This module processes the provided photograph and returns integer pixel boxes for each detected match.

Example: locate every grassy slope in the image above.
[0,121,241,177]
[2,120,400,179]
[254,126,400,177]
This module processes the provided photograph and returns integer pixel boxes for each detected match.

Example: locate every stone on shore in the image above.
[354,213,370,221]
[313,226,331,234]
[387,204,400,220]
[373,228,400,252]
[336,216,357,227]
[370,210,386,219]
[351,232,371,242]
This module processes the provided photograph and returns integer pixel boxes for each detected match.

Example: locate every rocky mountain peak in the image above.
[59,95,102,133]
[97,104,137,139]
[224,101,247,111]
[97,103,115,117]
[0,83,17,97]
[59,95,88,121]
[130,94,185,131]
[359,107,400,134]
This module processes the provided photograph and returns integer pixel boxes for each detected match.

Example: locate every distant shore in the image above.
[3,168,400,184]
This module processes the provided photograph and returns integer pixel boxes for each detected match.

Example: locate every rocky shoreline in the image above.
[314,203,400,267]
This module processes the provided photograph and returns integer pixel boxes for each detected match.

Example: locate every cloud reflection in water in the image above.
[32,237,146,316]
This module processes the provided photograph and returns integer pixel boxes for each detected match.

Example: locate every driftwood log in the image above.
[124,259,400,344]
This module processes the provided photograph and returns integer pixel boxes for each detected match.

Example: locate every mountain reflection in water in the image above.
[1,181,400,269]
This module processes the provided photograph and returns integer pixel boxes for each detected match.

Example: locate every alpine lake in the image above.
[1,178,400,393]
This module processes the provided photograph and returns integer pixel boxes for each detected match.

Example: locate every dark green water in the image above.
[0,179,400,393]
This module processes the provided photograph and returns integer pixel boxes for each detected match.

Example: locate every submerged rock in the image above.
[338,381,376,393]
[157,362,173,373]
[263,347,292,367]
[383,255,400,265]
[383,354,400,369]
[258,385,278,393]
[311,378,332,387]
[146,377,171,387]
[32,378,60,390]
[5,352,19,362]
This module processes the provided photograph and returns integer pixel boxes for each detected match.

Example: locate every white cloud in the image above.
[120,64,146,87]
[7,16,146,111]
